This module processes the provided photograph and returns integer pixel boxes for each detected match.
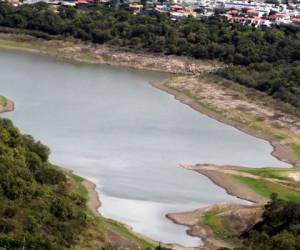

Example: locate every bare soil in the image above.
[0,33,221,75]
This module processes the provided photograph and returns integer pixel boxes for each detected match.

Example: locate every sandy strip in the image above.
[82,179,102,216]
[181,164,268,204]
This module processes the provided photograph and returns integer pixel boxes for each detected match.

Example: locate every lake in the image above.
[0,49,289,247]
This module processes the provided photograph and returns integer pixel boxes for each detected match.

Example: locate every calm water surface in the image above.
[0,50,289,247]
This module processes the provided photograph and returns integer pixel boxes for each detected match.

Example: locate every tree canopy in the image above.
[0,118,87,249]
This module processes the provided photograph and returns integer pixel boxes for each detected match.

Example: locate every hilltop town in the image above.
[6,0,300,28]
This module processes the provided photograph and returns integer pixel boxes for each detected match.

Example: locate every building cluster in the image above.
[5,0,300,28]
[153,0,299,26]
[217,1,300,27]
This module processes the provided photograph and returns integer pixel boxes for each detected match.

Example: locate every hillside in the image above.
[0,117,161,250]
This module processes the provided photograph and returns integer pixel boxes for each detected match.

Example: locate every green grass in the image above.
[100,218,156,249]
[0,95,7,107]
[290,143,300,161]
[0,38,36,49]
[237,168,292,181]
[164,79,223,115]
[233,176,300,202]
[71,174,89,201]
[79,54,98,62]
[202,209,231,238]
[102,54,113,62]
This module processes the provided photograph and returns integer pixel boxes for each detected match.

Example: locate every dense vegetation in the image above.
[0,118,89,249]
[0,3,298,108]
[221,194,300,250]
[0,117,170,249]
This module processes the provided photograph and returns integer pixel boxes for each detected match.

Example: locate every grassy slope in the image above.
[290,143,300,161]
[233,176,300,202]
[0,95,7,107]
[237,167,295,180]
[202,209,233,239]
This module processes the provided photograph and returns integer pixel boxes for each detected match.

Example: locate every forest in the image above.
[0,118,89,249]
[0,2,298,108]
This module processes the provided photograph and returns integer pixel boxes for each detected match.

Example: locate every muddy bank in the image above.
[152,79,300,168]
[180,164,267,204]
[82,179,102,216]
[0,33,221,75]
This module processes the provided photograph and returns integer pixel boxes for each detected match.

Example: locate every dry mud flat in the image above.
[0,33,221,75]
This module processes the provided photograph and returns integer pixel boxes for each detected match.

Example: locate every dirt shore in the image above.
[82,179,102,216]
[152,79,300,168]
[181,164,268,204]
[0,33,221,75]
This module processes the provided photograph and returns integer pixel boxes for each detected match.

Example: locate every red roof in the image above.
[77,0,88,4]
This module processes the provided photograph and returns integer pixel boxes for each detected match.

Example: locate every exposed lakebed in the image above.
[0,49,289,247]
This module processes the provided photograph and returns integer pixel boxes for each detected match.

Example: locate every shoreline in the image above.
[151,81,299,168]
[82,179,102,216]
[80,175,194,250]
[167,205,237,250]
[0,33,221,75]
[180,164,267,204]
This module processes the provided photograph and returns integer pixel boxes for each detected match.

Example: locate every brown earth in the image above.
[0,33,221,75]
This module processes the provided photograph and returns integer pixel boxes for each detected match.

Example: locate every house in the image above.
[129,3,144,12]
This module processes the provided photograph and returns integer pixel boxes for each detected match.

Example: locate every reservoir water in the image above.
[0,49,289,247]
